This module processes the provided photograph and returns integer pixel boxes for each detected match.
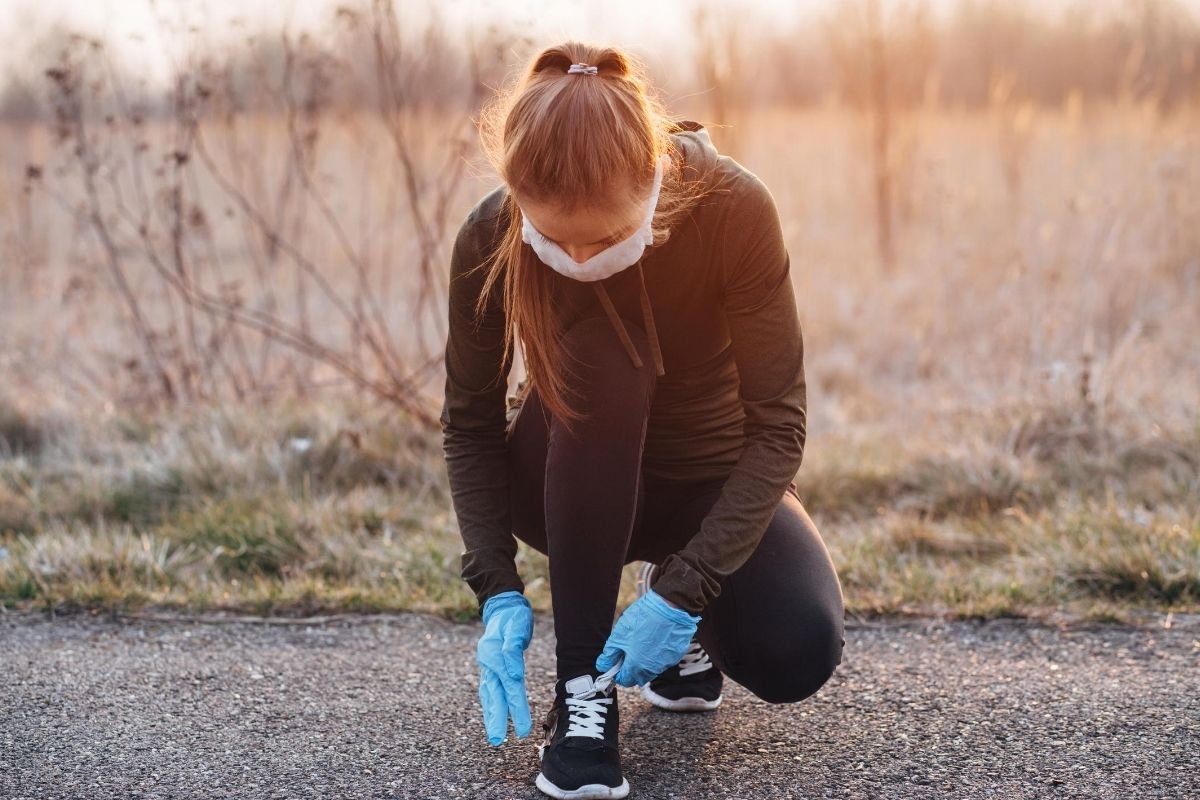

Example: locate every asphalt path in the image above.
[2,609,1197,799]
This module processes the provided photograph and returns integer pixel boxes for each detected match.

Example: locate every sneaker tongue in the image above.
[564,674,596,697]
[559,657,622,700]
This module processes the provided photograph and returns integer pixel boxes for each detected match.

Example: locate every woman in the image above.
[440,41,845,800]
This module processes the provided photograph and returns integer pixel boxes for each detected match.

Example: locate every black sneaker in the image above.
[535,667,630,799]
[635,561,724,712]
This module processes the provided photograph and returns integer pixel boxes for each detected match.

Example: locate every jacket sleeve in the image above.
[440,207,525,612]
[650,176,807,615]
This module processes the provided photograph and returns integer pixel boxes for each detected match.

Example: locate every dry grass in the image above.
[1,394,1195,623]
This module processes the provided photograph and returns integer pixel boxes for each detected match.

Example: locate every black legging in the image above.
[506,315,845,704]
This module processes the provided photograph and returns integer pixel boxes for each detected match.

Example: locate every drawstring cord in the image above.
[635,261,665,377]
[589,261,666,378]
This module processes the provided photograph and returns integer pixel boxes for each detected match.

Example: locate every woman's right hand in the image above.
[476,590,534,746]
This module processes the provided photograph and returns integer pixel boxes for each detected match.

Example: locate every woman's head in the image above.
[472,41,715,430]
[486,45,662,259]
[518,176,651,266]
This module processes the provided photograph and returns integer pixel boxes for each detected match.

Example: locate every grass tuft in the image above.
[160,496,306,578]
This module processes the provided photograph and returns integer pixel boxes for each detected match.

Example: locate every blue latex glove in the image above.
[595,587,702,688]
[477,590,534,746]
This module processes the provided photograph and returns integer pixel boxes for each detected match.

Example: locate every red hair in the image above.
[472,41,716,432]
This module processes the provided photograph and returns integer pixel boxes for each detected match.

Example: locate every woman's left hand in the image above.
[595,588,702,687]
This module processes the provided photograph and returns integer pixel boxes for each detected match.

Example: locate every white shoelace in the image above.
[678,640,713,677]
[565,695,614,739]
[562,658,622,741]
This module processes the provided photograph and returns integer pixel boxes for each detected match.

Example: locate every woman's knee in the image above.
[743,509,845,702]
[744,605,845,705]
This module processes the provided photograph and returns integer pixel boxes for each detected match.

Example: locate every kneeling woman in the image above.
[440,41,845,800]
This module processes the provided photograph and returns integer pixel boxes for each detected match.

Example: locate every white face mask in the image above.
[519,153,669,282]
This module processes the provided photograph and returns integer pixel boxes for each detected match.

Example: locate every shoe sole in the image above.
[535,773,630,799]
[641,683,723,712]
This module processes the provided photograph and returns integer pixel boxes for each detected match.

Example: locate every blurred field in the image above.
[1,1,1198,620]
[5,103,1197,423]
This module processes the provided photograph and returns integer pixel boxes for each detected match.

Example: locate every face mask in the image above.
[519,153,669,282]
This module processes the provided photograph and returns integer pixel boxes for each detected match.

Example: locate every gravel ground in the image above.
[2,608,1198,799]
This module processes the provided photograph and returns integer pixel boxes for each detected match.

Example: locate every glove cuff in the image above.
[481,589,530,625]
[645,587,702,626]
